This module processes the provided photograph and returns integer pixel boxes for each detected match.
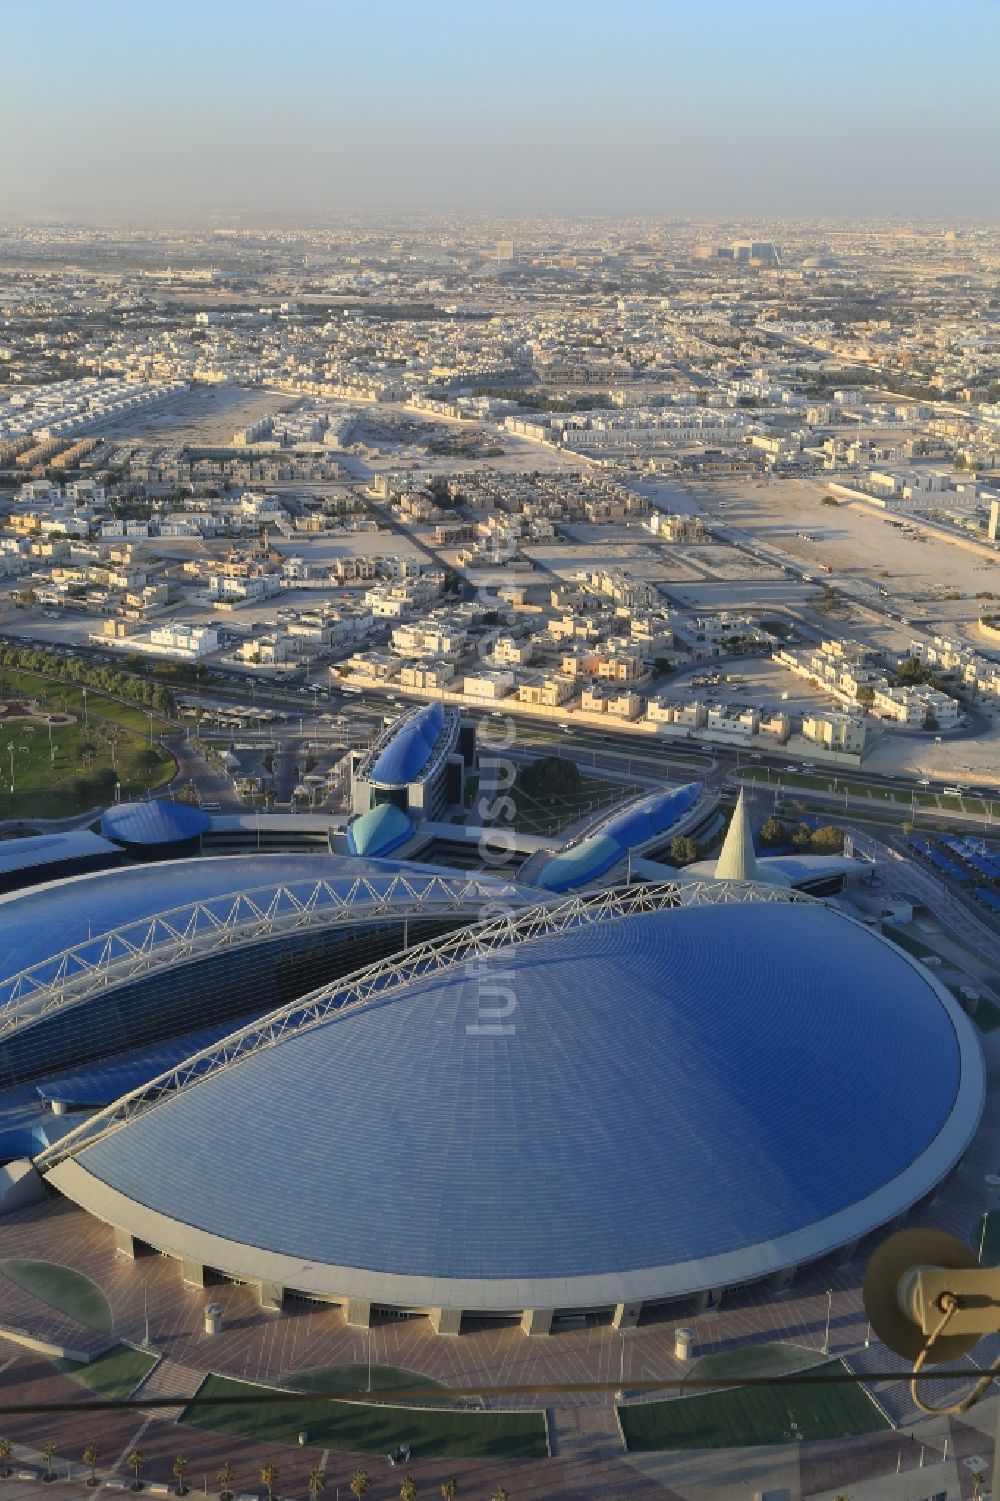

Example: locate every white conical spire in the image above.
[714,789,758,882]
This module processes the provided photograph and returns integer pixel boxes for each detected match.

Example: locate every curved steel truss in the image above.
[35,878,811,1171]
[0,871,530,1040]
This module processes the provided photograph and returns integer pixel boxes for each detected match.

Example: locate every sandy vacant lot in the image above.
[100,385,299,445]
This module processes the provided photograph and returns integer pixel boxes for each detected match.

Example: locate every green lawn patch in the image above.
[620,1359,888,1452]
[685,1342,826,1385]
[1,1260,113,1332]
[499,769,623,835]
[0,686,174,818]
[182,1374,547,1460]
[287,1364,446,1398]
[59,1344,156,1399]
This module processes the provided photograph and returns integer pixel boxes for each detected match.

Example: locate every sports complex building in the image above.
[0,758,986,1338]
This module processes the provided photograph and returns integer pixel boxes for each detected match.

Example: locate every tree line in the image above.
[0,643,174,716]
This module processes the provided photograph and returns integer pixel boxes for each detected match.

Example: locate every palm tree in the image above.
[0,1439,11,1479]
[400,1478,417,1501]
[40,1442,55,1482]
[128,1450,146,1492]
[83,1444,100,1488]
[260,1464,278,1501]
[490,1489,508,1501]
[172,1456,188,1497]
[349,1471,370,1500]
[217,1462,234,1501]
[440,1482,457,1501]
[307,1470,325,1501]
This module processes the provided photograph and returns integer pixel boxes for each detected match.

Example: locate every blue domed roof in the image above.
[532,834,622,893]
[371,702,445,785]
[346,803,413,858]
[101,798,211,847]
[68,902,978,1293]
[536,782,703,892]
[601,782,702,847]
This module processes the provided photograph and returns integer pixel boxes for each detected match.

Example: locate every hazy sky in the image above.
[2,0,998,223]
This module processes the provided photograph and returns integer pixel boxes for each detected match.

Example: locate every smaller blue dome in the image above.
[535,783,703,892]
[101,799,211,847]
[534,834,622,893]
[371,703,445,786]
[346,804,413,858]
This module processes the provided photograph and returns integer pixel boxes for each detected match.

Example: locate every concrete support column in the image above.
[429,1306,462,1336]
[181,1257,205,1289]
[768,1265,797,1293]
[345,1298,372,1329]
[612,1301,642,1331]
[520,1307,553,1337]
[113,1226,136,1259]
[258,1281,284,1313]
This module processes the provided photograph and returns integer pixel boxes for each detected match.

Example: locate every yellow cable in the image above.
[911,1294,999,1416]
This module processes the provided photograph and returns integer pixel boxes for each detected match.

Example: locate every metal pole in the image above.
[980,1212,988,1264]
[822,1288,832,1354]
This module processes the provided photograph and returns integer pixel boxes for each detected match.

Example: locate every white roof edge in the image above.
[45,922,985,1313]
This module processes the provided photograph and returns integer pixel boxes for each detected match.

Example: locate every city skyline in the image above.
[2,0,999,221]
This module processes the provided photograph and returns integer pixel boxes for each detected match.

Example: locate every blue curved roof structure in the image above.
[531,834,622,893]
[346,803,413,858]
[601,782,702,846]
[101,799,211,847]
[371,702,445,785]
[536,782,703,892]
[0,853,533,998]
[50,899,984,1312]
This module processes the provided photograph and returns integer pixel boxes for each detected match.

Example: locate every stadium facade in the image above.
[29,881,984,1336]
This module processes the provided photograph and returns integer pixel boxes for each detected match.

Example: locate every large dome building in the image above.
[41,883,984,1336]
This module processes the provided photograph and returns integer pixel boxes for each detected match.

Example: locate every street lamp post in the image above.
[821,1288,833,1354]
[82,686,88,729]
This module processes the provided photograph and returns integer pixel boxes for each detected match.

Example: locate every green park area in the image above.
[482,755,624,835]
[741,766,1000,819]
[60,1344,157,1399]
[182,1372,548,1459]
[1,1259,113,1332]
[0,673,174,818]
[619,1358,888,1452]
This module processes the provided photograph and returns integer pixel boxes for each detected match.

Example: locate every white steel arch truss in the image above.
[34,878,812,1171]
[0,871,531,1040]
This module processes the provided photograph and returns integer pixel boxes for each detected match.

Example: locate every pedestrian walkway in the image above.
[130,1358,205,1422]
